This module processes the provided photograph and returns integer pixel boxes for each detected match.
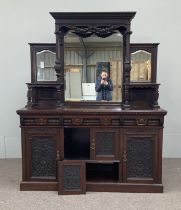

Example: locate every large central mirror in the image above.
[64,31,123,102]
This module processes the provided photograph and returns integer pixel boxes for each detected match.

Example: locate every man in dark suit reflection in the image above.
[95,69,113,101]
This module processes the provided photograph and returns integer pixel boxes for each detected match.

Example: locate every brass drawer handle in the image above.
[90,144,95,150]
[90,139,95,150]
[56,150,60,161]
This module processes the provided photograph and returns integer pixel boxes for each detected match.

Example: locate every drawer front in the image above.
[120,116,163,126]
[63,116,121,126]
[21,116,63,126]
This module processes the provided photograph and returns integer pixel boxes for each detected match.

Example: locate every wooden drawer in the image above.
[63,116,121,126]
[21,117,63,126]
[120,116,163,126]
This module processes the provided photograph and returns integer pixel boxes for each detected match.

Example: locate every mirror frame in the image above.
[29,12,136,106]
[29,43,56,83]
[50,12,136,106]
[130,43,159,83]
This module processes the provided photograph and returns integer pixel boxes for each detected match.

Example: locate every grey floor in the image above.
[0,159,181,210]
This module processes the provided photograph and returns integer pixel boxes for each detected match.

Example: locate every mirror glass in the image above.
[130,50,151,82]
[36,50,56,81]
[64,31,123,102]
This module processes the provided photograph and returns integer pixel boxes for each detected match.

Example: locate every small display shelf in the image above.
[86,162,119,183]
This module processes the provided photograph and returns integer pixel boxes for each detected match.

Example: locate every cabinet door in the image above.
[90,128,119,160]
[123,128,159,183]
[58,160,86,195]
[24,127,63,181]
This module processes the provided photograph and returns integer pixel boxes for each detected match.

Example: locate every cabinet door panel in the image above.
[31,136,56,178]
[90,128,119,160]
[58,160,86,195]
[25,127,63,181]
[123,128,159,183]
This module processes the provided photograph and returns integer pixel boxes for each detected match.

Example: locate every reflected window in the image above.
[131,50,151,82]
[64,32,123,102]
[36,50,56,81]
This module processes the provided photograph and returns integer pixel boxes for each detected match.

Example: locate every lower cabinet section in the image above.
[122,128,161,184]
[86,161,120,182]
[20,126,163,193]
[23,127,63,181]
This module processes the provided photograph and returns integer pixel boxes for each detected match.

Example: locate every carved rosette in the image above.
[136,118,148,126]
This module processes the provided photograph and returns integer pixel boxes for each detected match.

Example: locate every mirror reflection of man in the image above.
[95,69,113,101]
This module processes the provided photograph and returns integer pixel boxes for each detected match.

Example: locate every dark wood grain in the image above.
[17,12,167,194]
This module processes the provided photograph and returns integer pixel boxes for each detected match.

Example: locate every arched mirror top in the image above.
[130,50,152,82]
[36,50,56,81]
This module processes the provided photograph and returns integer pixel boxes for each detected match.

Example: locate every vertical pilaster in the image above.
[54,25,69,106]
[122,29,132,108]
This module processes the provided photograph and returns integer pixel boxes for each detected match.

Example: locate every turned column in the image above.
[122,29,132,108]
[54,25,69,106]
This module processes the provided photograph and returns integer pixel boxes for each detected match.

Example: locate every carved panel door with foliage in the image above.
[90,128,119,160]
[24,127,63,181]
[122,128,159,183]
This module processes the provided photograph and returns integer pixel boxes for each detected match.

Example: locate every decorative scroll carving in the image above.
[35,118,47,126]
[60,25,127,38]
[96,132,114,155]
[72,118,83,126]
[153,86,160,108]
[26,85,32,107]
[63,165,80,189]
[31,136,56,177]
[127,137,154,178]
[136,118,148,126]
[100,118,111,126]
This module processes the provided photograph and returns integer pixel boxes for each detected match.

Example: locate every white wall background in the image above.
[0,0,180,158]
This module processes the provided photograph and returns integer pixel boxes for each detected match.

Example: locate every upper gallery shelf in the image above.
[27,12,160,108]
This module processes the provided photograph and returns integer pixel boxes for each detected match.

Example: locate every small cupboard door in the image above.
[90,128,119,160]
[122,128,159,183]
[25,127,63,181]
[58,160,86,195]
